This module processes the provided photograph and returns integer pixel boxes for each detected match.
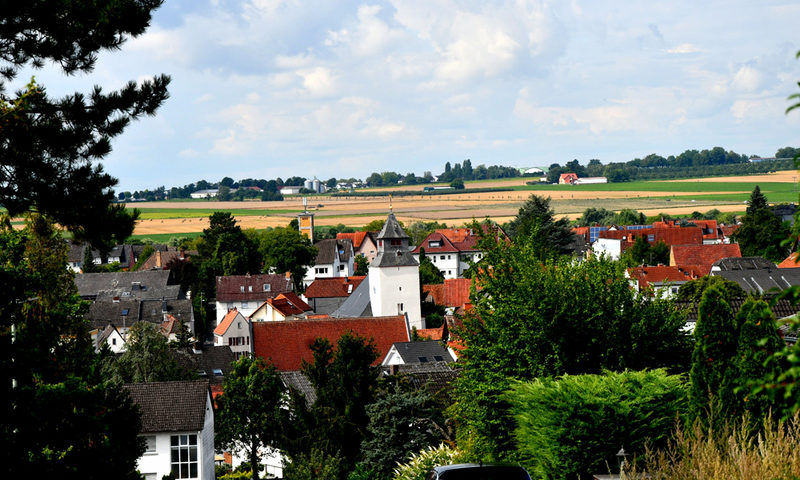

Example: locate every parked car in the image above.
[426,463,532,480]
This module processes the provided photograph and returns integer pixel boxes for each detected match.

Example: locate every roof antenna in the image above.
[302,196,308,213]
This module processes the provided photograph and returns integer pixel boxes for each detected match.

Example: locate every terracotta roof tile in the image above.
[601,226,703,247]
[264,293,312,317]
[252,315,409,371]
[627,265,702,290]
[214,309,241,336]
[670,244,741,269]
[779,252,800,269]
[305,276,365,299]
[423,278,472,307]
[336,231,368,249]
[416,325,444,341]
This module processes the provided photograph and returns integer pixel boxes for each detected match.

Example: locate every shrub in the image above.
[507,369,687,479]
[393,444,468,480]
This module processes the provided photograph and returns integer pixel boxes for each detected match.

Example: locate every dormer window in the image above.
[248,285,253,292]
[263,284,271,292]
[429,240,442,248]
[240,286,245,292]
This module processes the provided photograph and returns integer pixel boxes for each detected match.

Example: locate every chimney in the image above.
[179,247,186,260]
[155,250,162,268]
[285,271,291,280]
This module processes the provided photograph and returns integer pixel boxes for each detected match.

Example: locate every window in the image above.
[447,255,451,259]
[112,338,117,346]
[213,368,224,377]
[434,355,444,361]
[399,286,402,291]
[315,267,329,274]
[418,356,429,363]
[248,285,253,292]
[241,302,249,309]
[338,264,345,271]
[391,239,402,246]
[198,370,208,377]
[171,434,198,479]
[240,286,245,292]
[263,283,271,292]
[143,435,156,453]
[440,255,445,260]
[429,240,442,248]
[648,234,655,242]
[397,303,404,314]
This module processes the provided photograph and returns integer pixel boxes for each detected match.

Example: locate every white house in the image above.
[190,189,219,199]
[411,228,486,279]
[279,186,302,195]
[95,323,126,353]
[215,273,295,325]
[213,309,252,359]
[125,381,215,480]
[302,238,355,287]
[249,293,312,322]
[592,237,623,260]
[368,213,423,330]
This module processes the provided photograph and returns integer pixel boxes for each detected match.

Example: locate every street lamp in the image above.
[616,446,629,473]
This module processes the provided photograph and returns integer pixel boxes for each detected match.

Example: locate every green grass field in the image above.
[127,231,205,243]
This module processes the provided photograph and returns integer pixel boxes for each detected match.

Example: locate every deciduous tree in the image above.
[256,227,316,290]
[216,356,287,480]
[505,194,574,256]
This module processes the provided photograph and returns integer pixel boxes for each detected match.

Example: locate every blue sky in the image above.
[18,0,800,192]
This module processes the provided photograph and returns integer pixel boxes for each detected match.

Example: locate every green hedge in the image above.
[507,370,687,480]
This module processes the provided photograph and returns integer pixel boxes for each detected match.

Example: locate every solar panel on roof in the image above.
[121,309,129,316]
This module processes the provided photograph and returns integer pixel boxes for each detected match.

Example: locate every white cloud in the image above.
[325,4,406,57]
[300,67,338,97]
[667,43,701,54]
[732,65,763,92]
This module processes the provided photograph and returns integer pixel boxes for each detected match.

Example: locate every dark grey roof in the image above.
[279,371,316,406]
[76,270,176,299]
[86,298,193,330]
[712,269,800,294]
[330,275,372,318]
[713,256,777,271]
[173,346,235,385]
[96,324,123,346]
[314,238,353,265]
[86,299,142,330]
[371,249,419,268]
[377,212,409,240]
[124,380,210,433]
[391,341,454,364]
[677,297,800,323]
[388,361,460,393]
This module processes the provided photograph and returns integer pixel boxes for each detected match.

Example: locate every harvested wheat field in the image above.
[126,170,799,236]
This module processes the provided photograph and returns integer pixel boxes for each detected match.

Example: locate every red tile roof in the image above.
[304,276,365,299]
[252,316,410,371]
[652,219,720,241]
[416,325,444,341]
[670,243,742,269]
[600,226,703,247]
[627,265,702,290]
[336,231,369,249]
[423,278,472,307]
[778,252,800,269]
[412,228,481,254]
[216,273,294,302]
[214,309,241,336]
[559,173,579,184]
[265,293,312,317]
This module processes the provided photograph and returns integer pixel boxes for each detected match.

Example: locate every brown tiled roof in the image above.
[305,276,365,299]
[412,229,480,254]
[138,248,197,271]
[124,380,210,433]
[416,325,445,341]
[779,252,800,269]
[601,226,703,247]
[423,278,472,307]
[670,243,741,268]
[627,265,702,290]
[263,293,312,317]
[252,315,410,371]
[216,274,293,302]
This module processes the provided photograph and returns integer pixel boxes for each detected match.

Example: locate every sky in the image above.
[17,0,800,192]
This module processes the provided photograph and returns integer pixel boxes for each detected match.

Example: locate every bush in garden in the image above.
[507,369,687,479]
[392,444,468,480]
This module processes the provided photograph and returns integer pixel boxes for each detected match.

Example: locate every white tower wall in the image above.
[369,264,423,330]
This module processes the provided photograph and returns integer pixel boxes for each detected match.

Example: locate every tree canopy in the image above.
[0,1,170,250]
[732,186,791,262]
[505,194,575,256]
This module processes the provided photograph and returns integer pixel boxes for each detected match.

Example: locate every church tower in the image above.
[368,212,423,330]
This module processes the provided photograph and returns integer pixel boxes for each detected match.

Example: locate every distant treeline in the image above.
[331,187,514,197]
[548,146,798,183]
[364,160,523,187]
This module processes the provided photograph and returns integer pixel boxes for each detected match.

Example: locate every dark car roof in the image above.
[430,464,531,480]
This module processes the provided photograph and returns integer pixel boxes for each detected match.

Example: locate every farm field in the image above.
[127,170,799,238]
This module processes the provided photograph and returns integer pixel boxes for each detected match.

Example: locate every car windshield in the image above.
[438,466,531,480]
